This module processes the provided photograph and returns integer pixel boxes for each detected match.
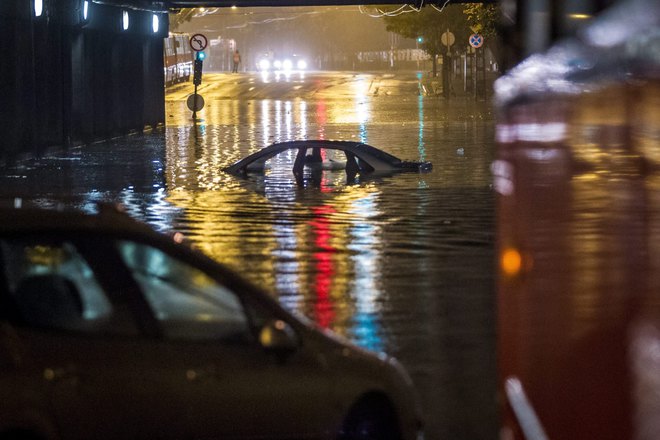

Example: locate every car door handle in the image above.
[43,366,79,383]
[185,366,219,382]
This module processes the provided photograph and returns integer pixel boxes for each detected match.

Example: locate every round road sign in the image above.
[469,33,484,49]
[189,34,208,52]
[441,31,455,47]
[187,93,205,112]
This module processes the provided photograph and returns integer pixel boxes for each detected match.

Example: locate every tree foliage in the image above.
[374,3,500,55]
[380,4,471,59]
[462,3,500,38]
[366,4,471,75]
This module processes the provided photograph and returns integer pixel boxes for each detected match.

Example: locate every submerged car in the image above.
[224,140,433,182]
[0,203,423,440]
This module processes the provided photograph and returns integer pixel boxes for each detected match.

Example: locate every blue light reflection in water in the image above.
[272,220,302,311]
[418,93,429,189]
[347,193,384,352]
[418,94,426,162]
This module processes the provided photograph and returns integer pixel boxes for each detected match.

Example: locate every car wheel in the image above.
[338,396,401,440]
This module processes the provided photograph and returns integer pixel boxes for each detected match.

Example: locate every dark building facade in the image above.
[0,0,168,163]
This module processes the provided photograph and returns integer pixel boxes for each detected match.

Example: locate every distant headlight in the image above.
[273,60,282,70]
[258,59,270,71]
[282,59,293,71]
[297,60,307,70]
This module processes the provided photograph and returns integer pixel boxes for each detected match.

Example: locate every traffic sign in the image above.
[187,93,205,112]
[441,31,455,47]
[189,34,208,52]
[469,33,484,49]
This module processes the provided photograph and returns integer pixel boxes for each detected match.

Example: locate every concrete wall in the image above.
[0,0,168,164]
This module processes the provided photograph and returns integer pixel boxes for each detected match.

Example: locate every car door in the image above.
[115,238,336,439]
[0,235,189,440]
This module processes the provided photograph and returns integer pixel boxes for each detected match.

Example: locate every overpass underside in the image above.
[168,0,496,6]
[0,0,168,164]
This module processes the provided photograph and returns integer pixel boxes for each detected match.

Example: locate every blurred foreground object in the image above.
[494,0,660,438]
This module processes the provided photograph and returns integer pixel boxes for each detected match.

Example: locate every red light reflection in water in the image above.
[316,100,327,140]
[309,205,336,328]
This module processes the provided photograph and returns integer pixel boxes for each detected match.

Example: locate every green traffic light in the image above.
[196,51,206,61]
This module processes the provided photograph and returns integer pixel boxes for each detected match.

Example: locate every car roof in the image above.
[223,140,405,175]
[0,201,309,327]
[0,203,159,237]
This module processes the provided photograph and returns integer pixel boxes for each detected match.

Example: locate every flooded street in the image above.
[1,72,497,440]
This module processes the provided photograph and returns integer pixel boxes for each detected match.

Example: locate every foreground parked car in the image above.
[0,203,423,440]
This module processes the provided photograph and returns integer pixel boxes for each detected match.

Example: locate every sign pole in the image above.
[188,33,208,121]
[468,33,485,100]
[440,29,455,98]
[192,83,198,121]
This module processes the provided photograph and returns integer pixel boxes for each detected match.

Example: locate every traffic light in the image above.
[193,52,204,85]
[417,37,423,43]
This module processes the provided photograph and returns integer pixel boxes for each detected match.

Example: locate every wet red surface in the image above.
[496,81,660,439]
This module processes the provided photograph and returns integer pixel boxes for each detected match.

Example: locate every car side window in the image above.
[0,239,133,334]
[116,240,249,342]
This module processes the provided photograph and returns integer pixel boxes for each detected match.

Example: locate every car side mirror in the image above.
[259,319,299,354]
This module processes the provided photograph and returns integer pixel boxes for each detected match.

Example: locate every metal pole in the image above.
[192,83,198,120]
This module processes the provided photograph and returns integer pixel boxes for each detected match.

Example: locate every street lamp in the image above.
[34,0,43,17]
[122,10,129,31]
[152,14,159,33]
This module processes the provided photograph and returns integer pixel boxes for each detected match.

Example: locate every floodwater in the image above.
[1,72,497,440]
